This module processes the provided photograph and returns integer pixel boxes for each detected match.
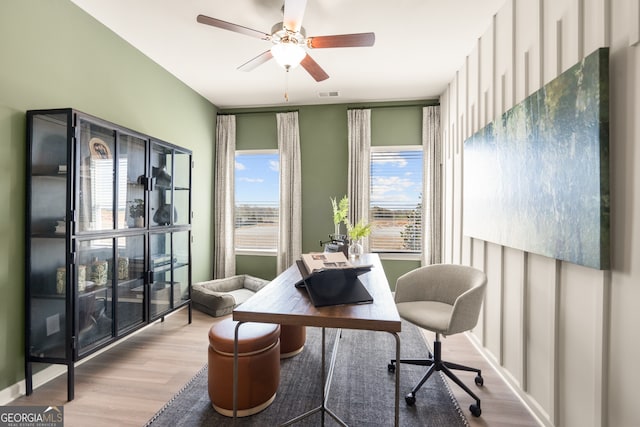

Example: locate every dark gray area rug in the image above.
[145,321,469,426]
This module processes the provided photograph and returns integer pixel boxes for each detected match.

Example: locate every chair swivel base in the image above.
[388,339,483,417]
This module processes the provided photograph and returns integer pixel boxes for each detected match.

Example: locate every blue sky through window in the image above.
[370,149,423,208]
[235,152,279,204]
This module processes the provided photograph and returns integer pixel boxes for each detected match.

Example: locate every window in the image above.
[234,151,279,253]
[369,147,423,253]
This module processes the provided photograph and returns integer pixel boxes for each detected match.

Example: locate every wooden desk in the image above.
[232,254,402,426]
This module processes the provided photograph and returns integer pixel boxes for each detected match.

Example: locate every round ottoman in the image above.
[279,325,306,358]
[208,318,280,417]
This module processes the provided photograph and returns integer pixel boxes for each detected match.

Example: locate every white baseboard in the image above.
[1,311,182,406]
[0,364,67,406]
[465,332,549,427]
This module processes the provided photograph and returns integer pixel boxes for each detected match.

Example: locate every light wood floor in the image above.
[419,329,541,427]
[10,307,540,427]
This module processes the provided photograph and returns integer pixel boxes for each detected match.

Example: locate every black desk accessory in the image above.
[295,260,374,307]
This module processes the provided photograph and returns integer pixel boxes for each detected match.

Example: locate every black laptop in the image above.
[295,260,374,307]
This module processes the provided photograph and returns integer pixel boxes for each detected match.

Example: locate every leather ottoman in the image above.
[279,324,306,358]
[208,318,280,417]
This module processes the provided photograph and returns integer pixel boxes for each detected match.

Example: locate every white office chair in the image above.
[388,264,487,417]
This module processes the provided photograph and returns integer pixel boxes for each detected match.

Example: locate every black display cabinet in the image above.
[25,108,192,400]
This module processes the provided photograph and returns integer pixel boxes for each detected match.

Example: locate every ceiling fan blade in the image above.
[283,0,307,32]
[307,32,375,49]
[237,50,273,72]
[301,54,329,82]
[197,14,270,40]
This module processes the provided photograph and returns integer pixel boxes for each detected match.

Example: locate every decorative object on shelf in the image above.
[56,267,65,294]
[107,257,129,280]
[128,199,145,227]
[78,265,86,290]
[118,257,129,280]
[152,166,172,188]
[90,257,108,287]
[347,219,372,260]
[153,203,176,225]
[88,137,111,159]
[54,219,66,234]
[78,274,87,292]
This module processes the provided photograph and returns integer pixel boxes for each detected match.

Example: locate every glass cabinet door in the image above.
[150,143,174,227]
[149,232,173,318]
[172,230,190,307]
[149,231,190,319]
[28,238,68,359]
[115,235,145,333]
[28,111,70,360]
[77,118,116,233]
[118,134,147,230]
[173,150,191,226]
[76,238,114,354]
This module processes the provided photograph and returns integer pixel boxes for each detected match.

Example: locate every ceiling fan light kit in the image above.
[271,43,306,69]
[270,23,307,69]
[197,0,375,83]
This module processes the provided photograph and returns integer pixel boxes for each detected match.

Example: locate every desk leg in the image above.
[280,328,346,427]
[280,329,395,427]
[388,331,401,427]
[232,321,244,421]
[321,327,326,426]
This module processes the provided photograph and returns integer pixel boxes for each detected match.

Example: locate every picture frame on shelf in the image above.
[89,137,111,159]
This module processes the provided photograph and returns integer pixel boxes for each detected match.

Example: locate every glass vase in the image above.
[348,239,364,260]
[330,224,346,243]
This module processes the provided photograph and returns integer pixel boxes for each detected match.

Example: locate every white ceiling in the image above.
[70,0,506,109]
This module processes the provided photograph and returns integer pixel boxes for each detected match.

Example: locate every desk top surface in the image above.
[233,253,402,333]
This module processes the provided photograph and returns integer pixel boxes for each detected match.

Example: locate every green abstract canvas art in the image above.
[463,48,609,270]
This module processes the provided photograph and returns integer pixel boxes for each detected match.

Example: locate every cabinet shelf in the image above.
[33,173,67,178]
[31,233,66,239]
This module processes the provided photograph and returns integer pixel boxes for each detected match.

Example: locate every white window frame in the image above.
[234,149,279,256]
[369,145,423,261]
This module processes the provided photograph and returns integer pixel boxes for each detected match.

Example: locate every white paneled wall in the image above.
[441,0,640,426]
[502,247,525,388]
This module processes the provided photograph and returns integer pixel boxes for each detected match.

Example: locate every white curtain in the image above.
[276,112,302,273]
[422,106,442,265]
[213,115,236,278]
[347,109,371,252]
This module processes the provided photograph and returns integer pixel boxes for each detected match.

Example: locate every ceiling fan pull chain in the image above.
[284,69,290,102]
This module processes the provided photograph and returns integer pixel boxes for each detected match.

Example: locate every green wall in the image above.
[224,102,433,284]
[0,1,217,390]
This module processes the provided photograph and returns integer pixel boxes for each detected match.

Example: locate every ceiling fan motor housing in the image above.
[271,22,306,46]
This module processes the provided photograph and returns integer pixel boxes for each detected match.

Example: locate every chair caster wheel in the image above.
[388,363,396,373]
[475,375,484,386]
[470,403,481,417]
[405,393,416,406]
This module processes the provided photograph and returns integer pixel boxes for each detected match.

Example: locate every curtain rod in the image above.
[217,109,299,116]
[348,102,440,110]
[218,101,440,115]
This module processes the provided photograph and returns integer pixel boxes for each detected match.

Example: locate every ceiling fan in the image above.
[196,0,375,82]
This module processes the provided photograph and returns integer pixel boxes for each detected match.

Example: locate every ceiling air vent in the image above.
[318,91,341,98]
